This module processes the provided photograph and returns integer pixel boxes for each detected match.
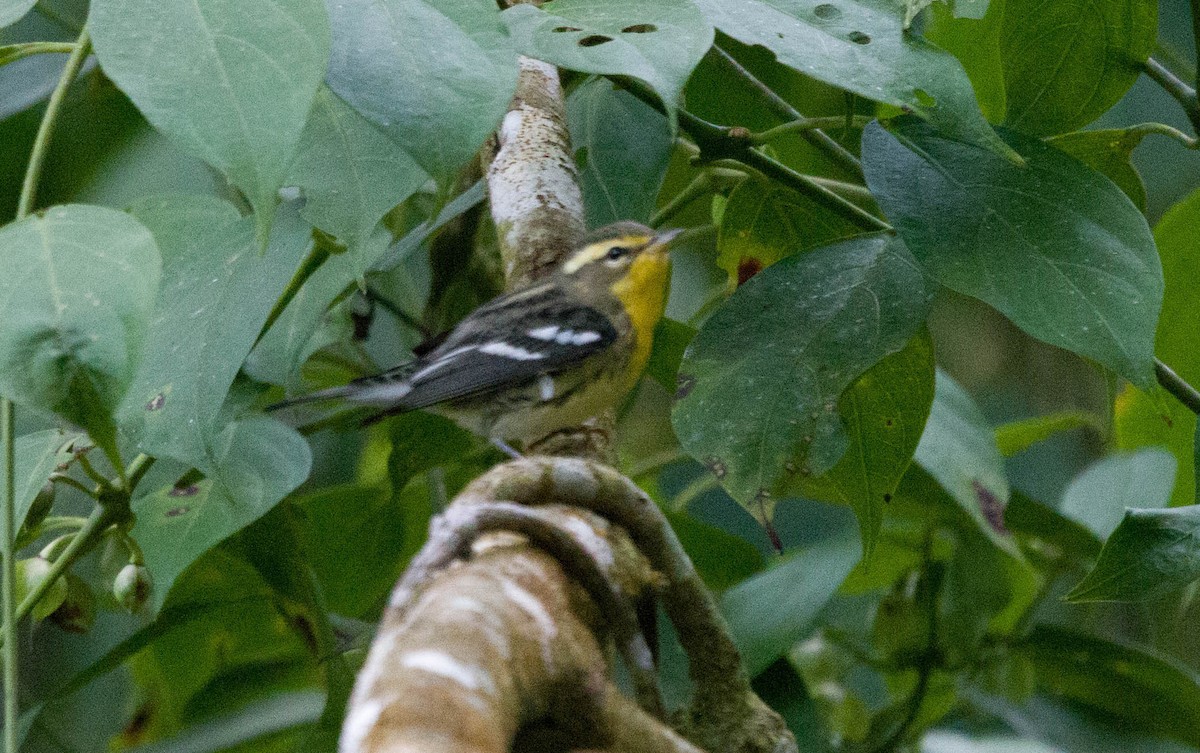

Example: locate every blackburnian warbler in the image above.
[269,222,680,453]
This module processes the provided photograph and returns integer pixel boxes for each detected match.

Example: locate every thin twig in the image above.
[750,115,875,145]
[1144,57,1200,135]
[1155,358,1200,415]
[0,42,79,67]
[712,45,864,179]
[5,29,93,753]
[649,173,713,229]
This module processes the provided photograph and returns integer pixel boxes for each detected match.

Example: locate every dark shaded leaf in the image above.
[673,233,932,525]
[864,118,1162,387]
[1067,505,1200,602]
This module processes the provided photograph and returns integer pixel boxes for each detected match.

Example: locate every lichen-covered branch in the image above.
[487,56,586,287]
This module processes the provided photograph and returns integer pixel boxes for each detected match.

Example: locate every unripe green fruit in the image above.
[113,563,152,612]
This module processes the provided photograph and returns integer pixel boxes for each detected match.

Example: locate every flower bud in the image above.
[49,574,95,633]
[24,480,55,530]
[16,557,67,620]
[113,564,153,612]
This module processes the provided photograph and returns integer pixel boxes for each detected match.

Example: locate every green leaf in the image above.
[130,417,312,612]
[127,692,324,753]
[567,78,672,227]
[89,0,330,239]
[14,429,79,531]
[1018,625,1200,748]
[293,483,407,619]
[1067,505,1200,602]
[722,533,861,676]
[118,197,312,467]
[915,370,1014,554]
[0,205,161,464]
[1060,449,1174,540]
[694,0,1016,157]
[1114,385,1196,509]
[243,247,361,387]
[924,0,1006,122]
[994,410,1104,457]
[863,118,1162,387]
[287,87,428,278]
[645,317,694,393]
[673,233,933,525]
[0,0,35,29]
[1046,128,1150,211]
[503,0,713,110]
[326,0,518,182]
[800,330,935,554]
[1004,491,1101,562]
[998,0,1155,136]
[1154,188,1200,387]
[716,179,861,286]
[666,510,764,593]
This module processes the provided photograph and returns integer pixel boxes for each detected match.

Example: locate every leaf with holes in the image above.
[800,331,935,555]
[89,0,329,240]
[1047,128,1151,210]
[118,197,311,468]
[0,0,35,28]
[287,87,428,280]
[504,0,712,110]
[1059,449,1174,541]
[999,0,1155,136]
[327,0,517,182]
[672,233,933,526]
[130,417,311,612]
[567,78,672,226]
[863,118,1162,387]
[1067,505,1200,603]
[0,205,160,465]
[693,0,1015,158]
[915,370,1016,556]
[717,178,862,286]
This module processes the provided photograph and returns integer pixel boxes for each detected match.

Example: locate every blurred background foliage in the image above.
[5,0,1200,751]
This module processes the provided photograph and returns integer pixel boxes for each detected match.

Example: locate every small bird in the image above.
[269,222,680,455]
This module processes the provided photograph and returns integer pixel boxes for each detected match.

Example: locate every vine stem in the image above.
[1155,358,1200,415]
[1144,57,1200,136]
[711,45,865,179]
[3,27,92,753]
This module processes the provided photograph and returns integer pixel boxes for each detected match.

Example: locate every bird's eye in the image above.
[606,246,629,261]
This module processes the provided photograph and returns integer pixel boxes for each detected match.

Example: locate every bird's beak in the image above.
[650,228,683,251]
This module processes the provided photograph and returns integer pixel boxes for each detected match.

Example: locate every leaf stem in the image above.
[17,28,91,217]
[711,45,865,179]
[255,232,333,347]
[1144,57,1200,135]
[1126,121,1199,149]
[74,450,112,489]
[50,474,97,498]
[750,115,875,145]
[4,26,92,752]
[125,454,155,495]
[649,173,712,228]
[1154,358,1200,415]
[0,42,79,67]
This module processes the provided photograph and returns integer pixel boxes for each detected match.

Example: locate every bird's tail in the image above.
[265,385,357,412]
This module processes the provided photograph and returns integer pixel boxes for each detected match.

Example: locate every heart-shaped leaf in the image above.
[326,0,518,182]
[0,205,160,463]
[673,233,933,524]
[863,118,1162,387]
[89,0,330,239]
[119,197,312,467]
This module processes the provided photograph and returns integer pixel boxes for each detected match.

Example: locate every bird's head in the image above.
[559,222,681,311]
